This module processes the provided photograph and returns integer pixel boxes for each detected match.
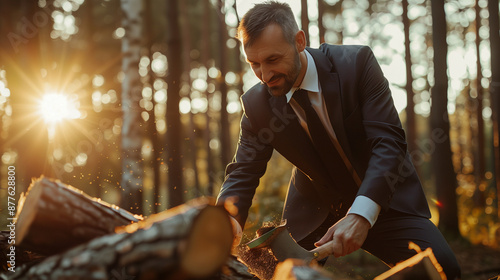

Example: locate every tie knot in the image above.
[292,89,311,108]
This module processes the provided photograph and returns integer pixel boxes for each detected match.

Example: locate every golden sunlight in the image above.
[39,93,81,124]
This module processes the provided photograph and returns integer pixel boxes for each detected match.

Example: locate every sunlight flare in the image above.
[39,93,81,124]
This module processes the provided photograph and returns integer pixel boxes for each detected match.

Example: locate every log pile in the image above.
[0,177,448,280]
[14,177,143,256]
[0,177,252,280]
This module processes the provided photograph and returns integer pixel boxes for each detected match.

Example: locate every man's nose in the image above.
[261,65,273,83]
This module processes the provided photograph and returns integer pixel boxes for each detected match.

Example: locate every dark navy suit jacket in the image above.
[217,44,431,241]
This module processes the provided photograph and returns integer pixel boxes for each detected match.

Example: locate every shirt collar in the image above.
[285,49,320,103]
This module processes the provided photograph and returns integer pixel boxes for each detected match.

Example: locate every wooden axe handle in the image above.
[310,240,335,260]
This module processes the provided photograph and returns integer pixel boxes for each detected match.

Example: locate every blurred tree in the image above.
[488,0,500,218]
[201,0,215,196]
[301,0,310,46]
[318,0,326,44]
[216,0,231,169]
[120,0,144,214]
[166,0,184,207]
[472,0,486,208]
[402,0,417,156]
[430,0,460,237]
[144,0,162,213]
[179,0,201,196]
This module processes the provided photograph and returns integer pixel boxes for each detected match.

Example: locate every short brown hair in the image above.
[237,1,299,48]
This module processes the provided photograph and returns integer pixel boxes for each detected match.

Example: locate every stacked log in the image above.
[5,197,233,279]
[14,177,142,255]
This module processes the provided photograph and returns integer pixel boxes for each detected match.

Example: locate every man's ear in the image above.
[295,30,306,52]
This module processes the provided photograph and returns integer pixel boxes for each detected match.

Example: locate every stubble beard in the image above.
[266,51,301,97]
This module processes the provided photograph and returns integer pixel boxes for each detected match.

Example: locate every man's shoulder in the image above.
[240,83,271,113]
[318,44,372,60]
[241,83,268,101]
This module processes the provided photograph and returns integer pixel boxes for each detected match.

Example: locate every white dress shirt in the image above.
[285,50,381,227]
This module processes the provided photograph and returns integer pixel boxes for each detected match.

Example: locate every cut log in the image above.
[5,198,233,280]
[212,255,259,280]
[273,259,334,280]
[0,231,45,272]
[374,243,446,280]
[14,177,142,255]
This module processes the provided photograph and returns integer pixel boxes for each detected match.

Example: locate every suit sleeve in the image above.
[354,46,409,211]
[216,107,274,227]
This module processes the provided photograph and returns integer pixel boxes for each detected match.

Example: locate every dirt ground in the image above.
[322,239,500,280]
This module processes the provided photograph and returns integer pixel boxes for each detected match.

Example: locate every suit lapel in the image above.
[307,47,353,161]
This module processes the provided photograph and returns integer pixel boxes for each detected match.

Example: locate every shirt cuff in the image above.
[347,195,381,227]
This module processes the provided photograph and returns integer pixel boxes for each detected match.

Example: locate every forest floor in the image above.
[322,238,500,280]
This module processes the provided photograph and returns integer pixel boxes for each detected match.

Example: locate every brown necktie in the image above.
[292,89,358,196]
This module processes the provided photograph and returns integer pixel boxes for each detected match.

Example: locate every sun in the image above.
[39,93,81,124]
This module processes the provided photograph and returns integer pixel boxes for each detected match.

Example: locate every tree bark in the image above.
[0,231,45,272]
[120,0,145,214]
[6,198,233,280]
[14,177,142,256]
[430,0,460,236]
[213,255,258,280]
[166,0,185,207]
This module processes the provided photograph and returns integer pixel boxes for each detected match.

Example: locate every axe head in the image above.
[246,223,315,262]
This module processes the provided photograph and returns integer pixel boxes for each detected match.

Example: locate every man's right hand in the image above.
[229,216,243,248]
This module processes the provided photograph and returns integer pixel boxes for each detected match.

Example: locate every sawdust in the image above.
[237,245,278,280]
[236,222,282,280]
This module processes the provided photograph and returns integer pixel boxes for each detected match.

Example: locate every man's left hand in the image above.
[314,214,370,258]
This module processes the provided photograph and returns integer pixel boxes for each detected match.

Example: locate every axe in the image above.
[246,222,335,263]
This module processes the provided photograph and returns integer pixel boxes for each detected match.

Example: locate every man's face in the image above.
[243,24,302,96]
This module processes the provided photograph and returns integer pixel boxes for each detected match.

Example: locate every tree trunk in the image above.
[14,177,142,256]
[488,0,500,218]
[120,0,144,214]
[472,0,486,208]
[180,0,201,197]
[318,0,326,44]
[166,0,184,207]
[7,198,233,280]
[430,0,460,236]
[301,0,310,46]
[402,0,417,156]
[218,0,232,169]
[144,0,163,213]
[202,0,215,196]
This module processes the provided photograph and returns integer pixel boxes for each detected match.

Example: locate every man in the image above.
[216,1,460,279]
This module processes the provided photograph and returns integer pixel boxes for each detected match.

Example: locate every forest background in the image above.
[0,0,500,279]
